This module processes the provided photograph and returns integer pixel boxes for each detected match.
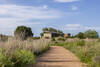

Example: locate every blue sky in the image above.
[0,0,100,36]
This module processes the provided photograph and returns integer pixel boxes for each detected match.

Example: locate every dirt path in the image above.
[31,46,87,67]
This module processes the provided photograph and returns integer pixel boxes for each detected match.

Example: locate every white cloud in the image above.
[85,27,100,30]
[61,24,100,35]
[66,24,81,27]
[62,24,100,31]
[72,6,78,11]
[0,4,61,20]
[0,4,62,35]
[43,5,48,9]
[0,21,42,35]
[0,4,81,36]
[64,24,83,30]
[55,0,79,3]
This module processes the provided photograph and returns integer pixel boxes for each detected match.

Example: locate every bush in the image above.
[0,34,8,42]
[51,38,56,42]
[0,48,13,67]
[33,37,40,40]
[75,32,86,39]
[57,37,65,41]
[12,50,35,67]
[14,26,33,40]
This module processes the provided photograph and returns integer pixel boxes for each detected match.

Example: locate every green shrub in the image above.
[12,50,35,67]
[75,32,86,39]
[51,38,56,41]
[0,34,8,42]
[0,48,13,67]
[33,37,40,40]
[57,37,65,41]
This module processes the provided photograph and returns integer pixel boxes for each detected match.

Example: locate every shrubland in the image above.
[0,38,50,67]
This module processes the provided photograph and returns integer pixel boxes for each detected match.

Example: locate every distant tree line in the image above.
[0,26,99,41]
[75,30,99,39]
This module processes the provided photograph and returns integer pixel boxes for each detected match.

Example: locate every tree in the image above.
[40,33,44,37]
[49,27,57,32]
[85,30,99,38]
[42,27,57,33]
[57,30,63,34]
[14,26,33,40]
[75,32,86,39]
[41,27,64,37]
[42,27,49,32]
[57,30,64,36]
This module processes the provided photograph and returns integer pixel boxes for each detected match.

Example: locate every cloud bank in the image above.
[0,4,61,20]
[0,4,62,35]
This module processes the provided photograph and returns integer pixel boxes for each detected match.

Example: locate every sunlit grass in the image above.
[52,39,100,67]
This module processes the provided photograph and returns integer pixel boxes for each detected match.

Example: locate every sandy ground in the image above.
[29,46,87,67]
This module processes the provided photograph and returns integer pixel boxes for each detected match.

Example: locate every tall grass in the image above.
[0,38,50,67]
[52,39,100,67]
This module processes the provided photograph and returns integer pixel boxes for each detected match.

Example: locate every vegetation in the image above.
[85,30,99,38]
[13,50,35,67]
[57,37,65,41]
[33,37,40,40]
[40,33,44,37]
[14,26,33,40]
[41,27,64,37]
[0,39,50,67]
[0,25,100,67]
[75,32,86,39]
[0,34,8,42]
[43,27,57,32]
[0,26,51,67]
[74,30,99,39]
[52,39,100,67]
[0,48,13,67]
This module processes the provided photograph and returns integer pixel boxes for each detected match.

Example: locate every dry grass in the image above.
[0,38,50,67]
[0,38,50,61]
[0,38,50,56]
